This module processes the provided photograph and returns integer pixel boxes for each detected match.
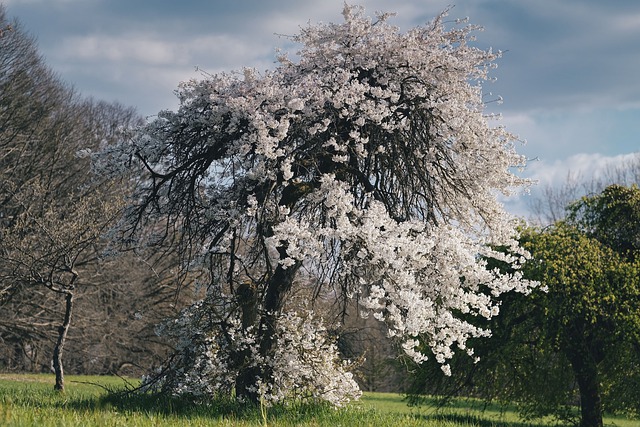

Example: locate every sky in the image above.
[2,0,639,218]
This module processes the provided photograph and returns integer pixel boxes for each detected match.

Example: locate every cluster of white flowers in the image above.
[143,297,360,407]
[140,299,237,399]
[255,310,361,407]
[122,3,536,404]
[266,177,530,369]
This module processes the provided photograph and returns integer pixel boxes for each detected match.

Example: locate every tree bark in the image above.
[52,290,73,391]
[258,246,301,353]
[568,349,603,427]
[234,281,259,403]
[234,244,301,404]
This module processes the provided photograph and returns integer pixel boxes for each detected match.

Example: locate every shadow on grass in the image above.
[63,387,340,425]
[422,413,552,427]
[404,395,559,427]
[58,386,573,427]
[65,387,251,417]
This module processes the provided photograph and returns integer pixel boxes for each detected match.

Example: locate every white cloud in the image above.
[56,33,266,69]
[612,13,640,33]
[528,152,639,187]
[530,154,603,187]
[59,35,186,65]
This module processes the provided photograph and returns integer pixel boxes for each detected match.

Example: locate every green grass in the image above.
[0,374,638,426]
[358,393,551,427]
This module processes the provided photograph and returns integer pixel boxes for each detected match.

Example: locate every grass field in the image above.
[0,374,638,426]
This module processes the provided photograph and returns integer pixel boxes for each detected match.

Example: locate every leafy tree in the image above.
[408,185,640,427]
[519,224,640,427]
[106,5,533,405]
[567,184,640,259]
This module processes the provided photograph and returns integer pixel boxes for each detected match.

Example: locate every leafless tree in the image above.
[528,153,640,225]
[0,6,181,387]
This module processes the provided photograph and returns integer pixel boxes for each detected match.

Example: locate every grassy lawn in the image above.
[358,393,639,427]
[0,374,637,426]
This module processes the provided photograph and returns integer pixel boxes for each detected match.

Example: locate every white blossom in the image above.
[110,3,536,406]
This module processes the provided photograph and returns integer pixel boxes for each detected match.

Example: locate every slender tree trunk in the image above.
[52,290,73,391]
[568,350,603,427]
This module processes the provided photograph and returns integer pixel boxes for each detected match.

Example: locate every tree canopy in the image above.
[104,5,534,405]
[520,221,640,427]
[567,184,640,259]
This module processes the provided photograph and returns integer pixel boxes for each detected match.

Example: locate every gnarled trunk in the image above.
[234,280,259,403]
[234,244,301,404]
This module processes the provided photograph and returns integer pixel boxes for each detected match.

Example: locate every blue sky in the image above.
[3,0,639,217]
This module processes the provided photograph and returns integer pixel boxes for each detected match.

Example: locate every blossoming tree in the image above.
[113,5,534,405]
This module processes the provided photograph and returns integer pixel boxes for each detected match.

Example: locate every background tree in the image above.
[110,5,534,405]
[338,313,406,392]
[0,9,80,380]
[0,181,124,390]
[407,184,640,427]
[0,6,193,387]
[566,183,640,258]
[528,153,640,225]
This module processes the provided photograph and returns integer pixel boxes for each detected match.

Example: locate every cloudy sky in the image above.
[3,0,639,217]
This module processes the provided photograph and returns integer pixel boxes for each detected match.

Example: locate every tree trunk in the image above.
[234,281,259,403]
[52,290,73,391]
[234,245,301,404]
[568,349,603,427]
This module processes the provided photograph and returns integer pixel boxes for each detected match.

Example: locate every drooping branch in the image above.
[120,4,533,407]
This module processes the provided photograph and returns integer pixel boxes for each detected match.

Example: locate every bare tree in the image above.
[0,6,164,388]
[528,153,640,225]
